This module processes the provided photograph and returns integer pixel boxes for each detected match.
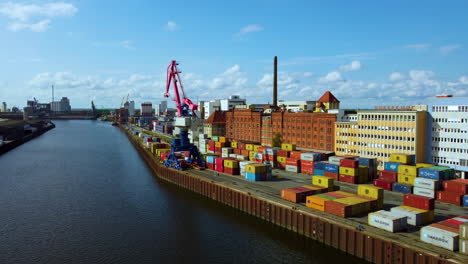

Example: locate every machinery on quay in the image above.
[163,60,205,170]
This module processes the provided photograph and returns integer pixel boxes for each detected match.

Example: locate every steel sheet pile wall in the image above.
[122,126,459,264]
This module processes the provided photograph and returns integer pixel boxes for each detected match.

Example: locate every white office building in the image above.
[51,97,71,112]
[203,95,246,119]
[1,102,6,112]
[278,100,316,112]
[155,101,168,116]
[428,104,468,178]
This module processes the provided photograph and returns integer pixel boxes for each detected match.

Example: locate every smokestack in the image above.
[273,56,277,107]
[52,85,54,103]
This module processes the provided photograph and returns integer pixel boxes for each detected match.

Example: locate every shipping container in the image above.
[314,169,325,176]
[244,163,267,174]
[404,194,435,210]
[461,223,468,240]
[212,136,219,142]
[464,195,468,207]
[230,141,238,149]
[419,167,453,180]
[420,225,459,251]
[324,171,339,181]
[374,179,392,191]
[384,162,401,172]
[224,167,240,175]
[358,184,384,200]
[306,195,329,211]
[416,163,434,169]
[324,200,353,217]
[390,206,429,226]
[392,183,413,194]
[379,170,398,182]
[246,144,254,151]
[339,167,357,176]
[339,174,357,184]
[398,165,417,177]
[397,174,417,185]
[460,239,468,255]
[414,177,441,191]
[324,163,339,174]
[281,143,296,151]
[389,153,414,164]
[413,187,436,199]
[224,159,239,169]
[286,158,300,166]
[301,152,322,161]
[301,166,314,174]
[436,191,463,206]
[245,172,267,181]
[276,149,290,157]
[277,156,287,164]
[368,210,408,232]
[359,166,369,183]
[312,175,334,188]
[281,186,323,203]
[314,161,327,170]
[340,159,359,168]
[443,179,468,195]
[285,165,300,173]
[358,157,377,167]
[328,156,345,165]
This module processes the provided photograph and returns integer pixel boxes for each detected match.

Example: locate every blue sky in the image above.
[0,0,467,109]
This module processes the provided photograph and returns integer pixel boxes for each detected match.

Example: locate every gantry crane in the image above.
[163,60,204,170]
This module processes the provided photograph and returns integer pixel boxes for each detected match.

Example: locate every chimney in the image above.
[273,56,278,107]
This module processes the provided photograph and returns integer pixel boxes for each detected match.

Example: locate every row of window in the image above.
[432,137,468,143]
[431,146,468,154]
[433,118,468,123]
[432,105,468,112]
[359,114,416,121]
[336,132,416,142]
[431,157,468,166]
[358,126,416,132]
[431,127,468,133]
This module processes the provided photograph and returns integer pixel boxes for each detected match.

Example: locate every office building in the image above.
[141,102,152,117]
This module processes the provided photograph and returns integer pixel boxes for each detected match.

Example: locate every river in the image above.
[0,120,362,264]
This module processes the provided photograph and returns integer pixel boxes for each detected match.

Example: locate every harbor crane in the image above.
[163,60,204,170]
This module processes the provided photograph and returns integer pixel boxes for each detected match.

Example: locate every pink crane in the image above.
[164,60,198,117]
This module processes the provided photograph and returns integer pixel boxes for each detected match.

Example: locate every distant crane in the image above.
[163,60,204,170]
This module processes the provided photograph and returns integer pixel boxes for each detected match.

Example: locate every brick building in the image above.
[204,110,227,138]
[225,91,338,151]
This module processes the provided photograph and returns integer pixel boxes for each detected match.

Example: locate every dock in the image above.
[121,125,468,264]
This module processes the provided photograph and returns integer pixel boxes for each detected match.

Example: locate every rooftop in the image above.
[205,110,226,124]
[317,91,340,103]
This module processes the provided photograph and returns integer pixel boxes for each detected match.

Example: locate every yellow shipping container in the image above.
[302,185,324,191]
[333,191,356,197]
[357,185,384,200]
[215,142,222,148]
[334,197,369,215]
[219,136,226,143]
[389,153,412,164]
[277,156,287,163]
[246,144,254,151]
[397,174,416,185]
[231,142,238,149]
[306,195,329,211]
[416,163,433,169]
[312,175,334,188]
[339,167,357,176]
[253,145,262,152]
[245,163,267,174]
[281,143,296,151]
[398,205,433,225]
[224,160,239,169]
[249,151,256,159]
[398,165,417,177]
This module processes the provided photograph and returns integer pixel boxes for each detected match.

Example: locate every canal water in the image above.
[0,120,362,264]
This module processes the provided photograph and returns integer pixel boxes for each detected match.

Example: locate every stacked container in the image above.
[368,210,408,232]
[324,163,339,181]
[205,155,217,170]
[313,161,327,176]
[244,163,269,181]
[300,152,321,174]
[420,216,468,251]
[461,223,468,255]
[281,185,327,203]
[239,161,255,177]
[437,179,468,206]
[223,159,240,175]
[339,158,359,184]
[199,134,208,154]
[221,147,233,158]
[285,157,300,173]
[417,166,454,199]
[358,157,378,181]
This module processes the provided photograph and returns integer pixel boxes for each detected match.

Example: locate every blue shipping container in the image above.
[392,183,413,194]
[206,156,216,164]
[463,195,468,207]
[245,172,265,181]
[314,162,327,170]
[418,168,445,180]
[324,163,339,173]
[384,162,401,172]
[358,157,377,167]
[314,169,325,176]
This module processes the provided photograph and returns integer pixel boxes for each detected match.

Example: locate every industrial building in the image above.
[51,97,71,112]
[140,102,152,117]
[428,103,468,178]
[277,100,316,112]
[203,95,246,119]
[1,102,7,112]
[335,105,428,169]
[203,110,226,138]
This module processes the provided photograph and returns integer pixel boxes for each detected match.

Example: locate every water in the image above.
[0,120,362,264]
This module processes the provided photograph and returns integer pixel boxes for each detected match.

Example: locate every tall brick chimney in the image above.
[273,56,278,107]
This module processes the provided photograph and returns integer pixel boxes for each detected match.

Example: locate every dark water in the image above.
[0,120,362,264]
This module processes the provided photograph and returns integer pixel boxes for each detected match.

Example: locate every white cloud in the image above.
[0,1,77,32]
[7,19,50,32]
[404,43,431,50]
[236,24,263,36]
[459,76,468,85]
[318,71,342,83]
[165,21,178,31]
[389,72,406,82]
[409,70,434,82]
[92,40,135,50]
[339,60,362,72]
[439,44,461,55]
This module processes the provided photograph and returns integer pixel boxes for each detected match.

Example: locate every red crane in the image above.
[164,60,198,117]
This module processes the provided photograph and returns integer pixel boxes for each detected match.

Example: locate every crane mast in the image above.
[164,60,198,117]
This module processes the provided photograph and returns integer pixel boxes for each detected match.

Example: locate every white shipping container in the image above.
[390,206,425,226]
[368,211,407,232]
[460,223,468,240]
[222,147,233,154]
[460,239,468,255]
[285,165,299,173]
[264,148,278,155]
[236,155,248,160]
[301,152,320,161]
[221,153,229,158]
[254,153,263,160]
[229,154,237,158]
[413,187,435,198]
[328,156,345,165]
[199,138,208,144]
[199,134,208,139]
[414,178,441,190]
[420,226,459,251]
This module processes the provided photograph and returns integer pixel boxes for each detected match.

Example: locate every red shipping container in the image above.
[301,167,314,174]
[215,164,224,173]
[258,146,267,153]
[277,149,290,157]
[380,170,398,182]
[238,142,246,150]
[431,223,459,234]
[436,191,463,206]
[224,167,240,175]
[290,151,302,160]
[324,171,339,181]
[340,174,357,184]
[281,187,322,203]
[276,163,285,169]
[301,160,314,167]
[208,141,215,147]
[241,150,249,156]
[286,158,300,166]
[207,163,214,170]
[325,200,352,217]
[442,180,468,195]
[233,149,240,155]
[373,179,392,190]
[215,147,221,153]
[438,220,461,230]
[403,194,435,210]
[264,154,276,161]
[340,159,359,168]
[445,218,466,226]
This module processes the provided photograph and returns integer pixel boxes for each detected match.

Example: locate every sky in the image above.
[0,0,467,109]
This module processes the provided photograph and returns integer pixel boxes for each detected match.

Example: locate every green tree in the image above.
[272,133,282,147]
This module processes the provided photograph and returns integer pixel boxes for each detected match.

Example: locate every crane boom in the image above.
[164,60,198,117]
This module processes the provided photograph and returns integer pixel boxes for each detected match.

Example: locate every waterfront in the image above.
[0,120,361,264]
